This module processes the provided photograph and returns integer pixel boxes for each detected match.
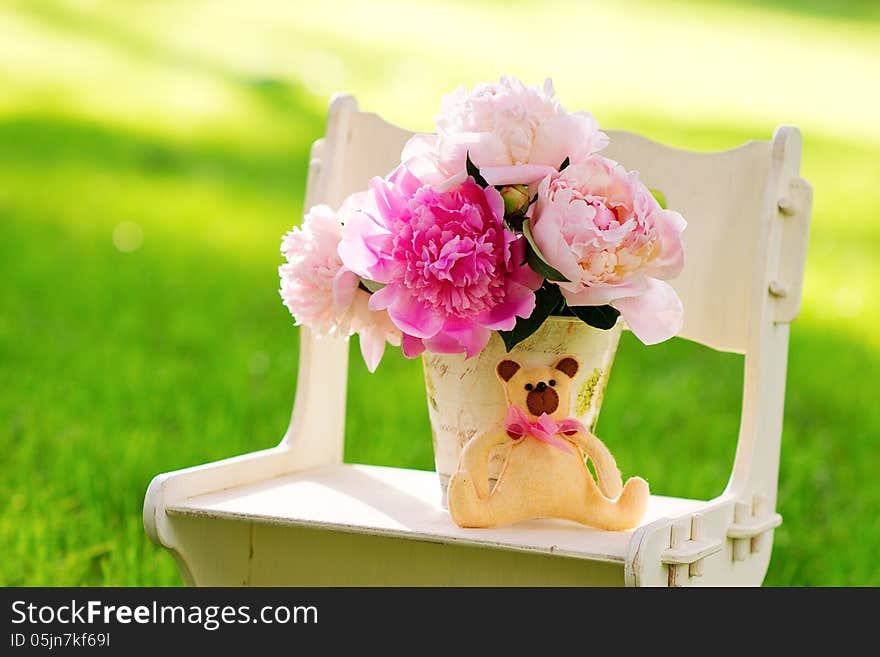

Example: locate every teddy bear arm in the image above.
[458,427,510,500]
[568,430,624,499]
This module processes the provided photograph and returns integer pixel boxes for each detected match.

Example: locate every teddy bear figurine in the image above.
[447,355,649,530]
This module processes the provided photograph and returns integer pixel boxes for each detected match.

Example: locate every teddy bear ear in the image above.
[496,359,521,382]
[554,356,579,378]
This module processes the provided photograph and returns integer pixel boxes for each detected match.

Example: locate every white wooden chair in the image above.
[143,95,812,586]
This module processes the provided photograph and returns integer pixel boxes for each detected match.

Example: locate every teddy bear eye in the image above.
[524,383,533,391]
[549,379,556,387]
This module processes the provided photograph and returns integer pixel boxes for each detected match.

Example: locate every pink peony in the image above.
[279,204,400,372]
[531,156,686,345]
[402,77,608,187]
[338,167,542,358]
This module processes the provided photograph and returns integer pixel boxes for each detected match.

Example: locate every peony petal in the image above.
[647,209,687,280]
[401,332,426,358]
[482,185,506,222]
[508,237,544,290]
[528,113,574,167]
[357,326,386,373]
[422,331,463,355]
[529,113,608,169]
[367,283,397,311]
[439,132,508,172]
[612,278,683,345]
[401,135,467,189]
[369,175,410,220]
[459,327,492,358]
[475,280,536,330]
[511,262,544,291]
[401,133,438,167]
[338,191,369,217]
[387,164,426,198]
[561,277,647,307]
[568,112,609,157]
[403,157,449,188]
[331,268,359,314]
[481,164,558,186]
[383,290,445,339]
[425,322,491,358]
[530,207,585,286]
[434,169,468,193]
[338,208,391,280]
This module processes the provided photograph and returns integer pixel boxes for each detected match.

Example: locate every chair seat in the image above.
[166,463,707,564]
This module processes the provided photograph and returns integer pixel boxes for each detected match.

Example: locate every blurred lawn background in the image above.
[2,0,878,586]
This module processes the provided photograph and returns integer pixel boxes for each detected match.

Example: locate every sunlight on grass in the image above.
[3,1,879,143]
[0,2,326,148]
[285,0,880,144]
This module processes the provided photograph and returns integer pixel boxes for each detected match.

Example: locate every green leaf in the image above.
[522,219,569,282]
[559,156,570,171]
[465,152,489,189]
[498,284,563,352]
[568,304,621,330]
[554,302,574,317]
[359,278,385,293]
[526,249,568,283]
[649,188,667,209]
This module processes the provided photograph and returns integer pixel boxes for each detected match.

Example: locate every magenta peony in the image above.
[338,166,541,358]
[531,156,687,344]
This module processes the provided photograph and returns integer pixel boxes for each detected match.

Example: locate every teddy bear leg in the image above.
[576,476,650,531]
[449,472,535,528]
[447,470,493,528]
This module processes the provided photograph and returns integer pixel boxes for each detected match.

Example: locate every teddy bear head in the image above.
[496,356,580,422]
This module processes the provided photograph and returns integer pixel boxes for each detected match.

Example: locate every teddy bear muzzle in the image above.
[526,384,559,416]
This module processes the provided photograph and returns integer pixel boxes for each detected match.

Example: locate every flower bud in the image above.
[500,184,531,219]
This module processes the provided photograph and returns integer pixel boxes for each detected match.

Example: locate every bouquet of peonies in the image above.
[280,77,686,372]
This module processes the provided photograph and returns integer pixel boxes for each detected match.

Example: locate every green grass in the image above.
[1,0,878,586]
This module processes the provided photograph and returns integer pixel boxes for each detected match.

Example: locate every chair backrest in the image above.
[308,95,810,356]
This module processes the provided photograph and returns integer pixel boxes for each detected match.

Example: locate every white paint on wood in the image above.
[750,494,768,554]
[733,501,751,562]
[166,463,705,565]
[244,522,627,586]
[689,514,706,578]
[659,513,722,584]
[666,522,689,586]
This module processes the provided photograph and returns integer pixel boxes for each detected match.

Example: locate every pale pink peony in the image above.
[338,166,541,358]
[531,156,686,345]
[403,77,608,187]
[337,277,402,372]
[279,204,400,372]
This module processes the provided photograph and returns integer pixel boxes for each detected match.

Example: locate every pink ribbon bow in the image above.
[504,406,585,454]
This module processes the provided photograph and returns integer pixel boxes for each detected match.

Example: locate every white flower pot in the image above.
[421,316,622,507]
